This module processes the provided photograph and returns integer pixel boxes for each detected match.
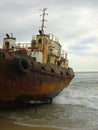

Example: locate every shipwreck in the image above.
[0,9,74,104]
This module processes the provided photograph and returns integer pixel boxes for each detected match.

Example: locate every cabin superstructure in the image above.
[3,33,68,69]
[3,33,16,50]
[31,33,68,68]
[3,8,68,68]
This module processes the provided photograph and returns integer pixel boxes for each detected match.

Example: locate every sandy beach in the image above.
[0,116,61,130]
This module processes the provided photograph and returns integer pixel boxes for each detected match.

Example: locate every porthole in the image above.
[60,71,63,75]
[66,72,69,76]
[41,66,45,70]
[51,68,55,73]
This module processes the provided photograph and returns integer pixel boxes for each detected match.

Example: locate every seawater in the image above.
[0,72,98,130]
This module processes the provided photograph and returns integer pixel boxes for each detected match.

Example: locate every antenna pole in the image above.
[40,8,48,34]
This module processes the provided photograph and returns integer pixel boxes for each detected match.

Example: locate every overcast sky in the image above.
[0,0,98,71]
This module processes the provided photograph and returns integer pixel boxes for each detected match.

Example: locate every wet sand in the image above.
[0,116,61,130]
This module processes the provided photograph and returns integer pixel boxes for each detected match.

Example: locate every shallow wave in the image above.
[53,71,98,110]
[53,87,98,110]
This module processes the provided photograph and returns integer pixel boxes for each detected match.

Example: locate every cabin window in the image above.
[51,68,55,73]
[57,61,60,66]
[38,38,42,44]
[5,42,10,49]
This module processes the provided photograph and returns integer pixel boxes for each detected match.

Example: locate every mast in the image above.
[40,8,48,34]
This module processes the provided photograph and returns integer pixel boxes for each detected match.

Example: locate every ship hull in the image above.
[0,50,74,103]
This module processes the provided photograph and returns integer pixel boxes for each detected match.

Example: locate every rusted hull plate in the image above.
[0,58,74,102]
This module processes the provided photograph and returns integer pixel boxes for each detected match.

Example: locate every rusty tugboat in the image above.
[0,9,74,104]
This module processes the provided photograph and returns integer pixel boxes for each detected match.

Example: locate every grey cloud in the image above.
[0,0,98,55]
[69,37,98,56]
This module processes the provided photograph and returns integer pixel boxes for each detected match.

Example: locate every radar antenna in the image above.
[39,8,48,34]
